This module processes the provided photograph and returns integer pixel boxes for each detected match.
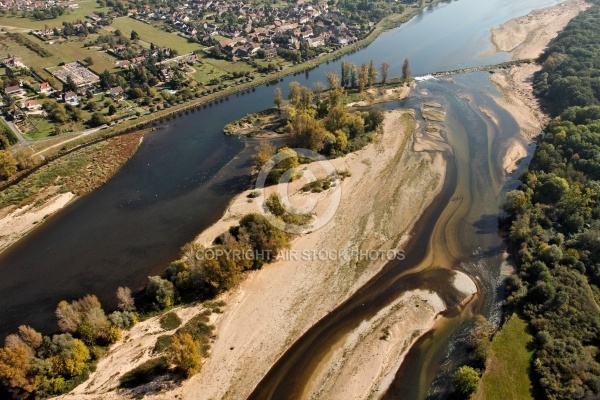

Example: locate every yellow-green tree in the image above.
[0,340,40,397]
[48,334,90,377]
[168,333,202,377]
[0,150,18,181]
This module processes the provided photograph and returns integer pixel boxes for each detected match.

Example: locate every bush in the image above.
[119,357,169,388]
[452,366,480,398]
[159,312,182,331]
[153,335,173,354]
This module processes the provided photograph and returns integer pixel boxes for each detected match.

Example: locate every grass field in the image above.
[48,39,120,73]
[106,17,201,54]
[475,314,535,400]
[0,0,110,30]
[0,32,118,82]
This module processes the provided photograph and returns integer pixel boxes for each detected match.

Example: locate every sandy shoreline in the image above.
[488,0,589,174]
[490,0,590,60]
[0,191,75,253]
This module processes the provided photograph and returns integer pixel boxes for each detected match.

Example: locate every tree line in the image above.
[499,3,600,399]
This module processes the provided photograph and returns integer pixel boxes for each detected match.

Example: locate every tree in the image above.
[368,60,377,87]
[358,63,369,92]
[288,81,301,107]
[83,56,94,66]
[254,142,275,168]
[325,71,339,90]
[48,334,90,377]
[402,58,411,84]
[100,69,112,90]
[130,30,139,40]
[116,287,135,311]
[0,340,40,397]
[55,294,102,334]
[0,150,18,181]
[380,61,390,84]
[452,366,479,398]
[108,104,117,115]
[167,333,202,377]
[88,112,107,127]
[274,87,283,113]
[64,75,77,92]
[298,86,313,110]
[312,81,325,95]
[146,276,175,309]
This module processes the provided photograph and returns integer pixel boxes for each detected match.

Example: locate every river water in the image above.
[0,0,555,393]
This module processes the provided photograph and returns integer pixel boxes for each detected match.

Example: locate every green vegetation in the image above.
[0,131,146,202]
[152,335,172,354]
[476,315,534,400]
[6,32,51,57]
[499,3,600,399]
[0,123,17,150]
[0,0,110,30]
[452,366,480,398]
[159,312,182,331]
[107,17,200,54]
[0,292,133,398]
[533,6,600,113]
[118,356,169,388]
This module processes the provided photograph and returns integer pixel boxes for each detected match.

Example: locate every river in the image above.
[0,0,555,393]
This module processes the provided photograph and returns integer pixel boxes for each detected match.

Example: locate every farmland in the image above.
[0,0,110,30]
[105,17,201,54]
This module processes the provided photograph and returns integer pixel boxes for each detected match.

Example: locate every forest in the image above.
[502,3,600,399]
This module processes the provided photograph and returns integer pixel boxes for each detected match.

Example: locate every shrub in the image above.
[159,312,182,331]
[119,357,169,388]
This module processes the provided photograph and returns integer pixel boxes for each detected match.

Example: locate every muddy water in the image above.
[248,72,532,399]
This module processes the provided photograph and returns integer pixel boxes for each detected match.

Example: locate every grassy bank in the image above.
[0,129,150,208]
[475,314,534,400]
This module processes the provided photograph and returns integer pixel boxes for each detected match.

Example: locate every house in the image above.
[159,68,171,82]
[116,60,131,68]
[21,99,42,111]
[307,35,325,48]
[63,91,79,106]
[109,86,124,99]
[39,82,52,93]
[10,108,25,121]
[4,85,22,95]
[132,56,146,64]
[2,56,27,69]
[186,54,197,64]
[263,47,277,59]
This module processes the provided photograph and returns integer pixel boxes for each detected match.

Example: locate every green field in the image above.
[48,39,120,73]
[0,0,110,30]
[106,17,201,54]
[475,315,535,400]
[0,32,118,80]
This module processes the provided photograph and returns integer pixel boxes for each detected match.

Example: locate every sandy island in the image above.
[50,1,592,398]
[57,98,454,399]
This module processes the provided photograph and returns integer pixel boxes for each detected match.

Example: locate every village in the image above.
[0,0,410,141]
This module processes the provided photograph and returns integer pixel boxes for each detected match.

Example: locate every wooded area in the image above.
[502,3,600,399]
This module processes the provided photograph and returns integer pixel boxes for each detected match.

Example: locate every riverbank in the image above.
[490,0,590,60]
[0,129,150,253]
[485,0,590,173]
